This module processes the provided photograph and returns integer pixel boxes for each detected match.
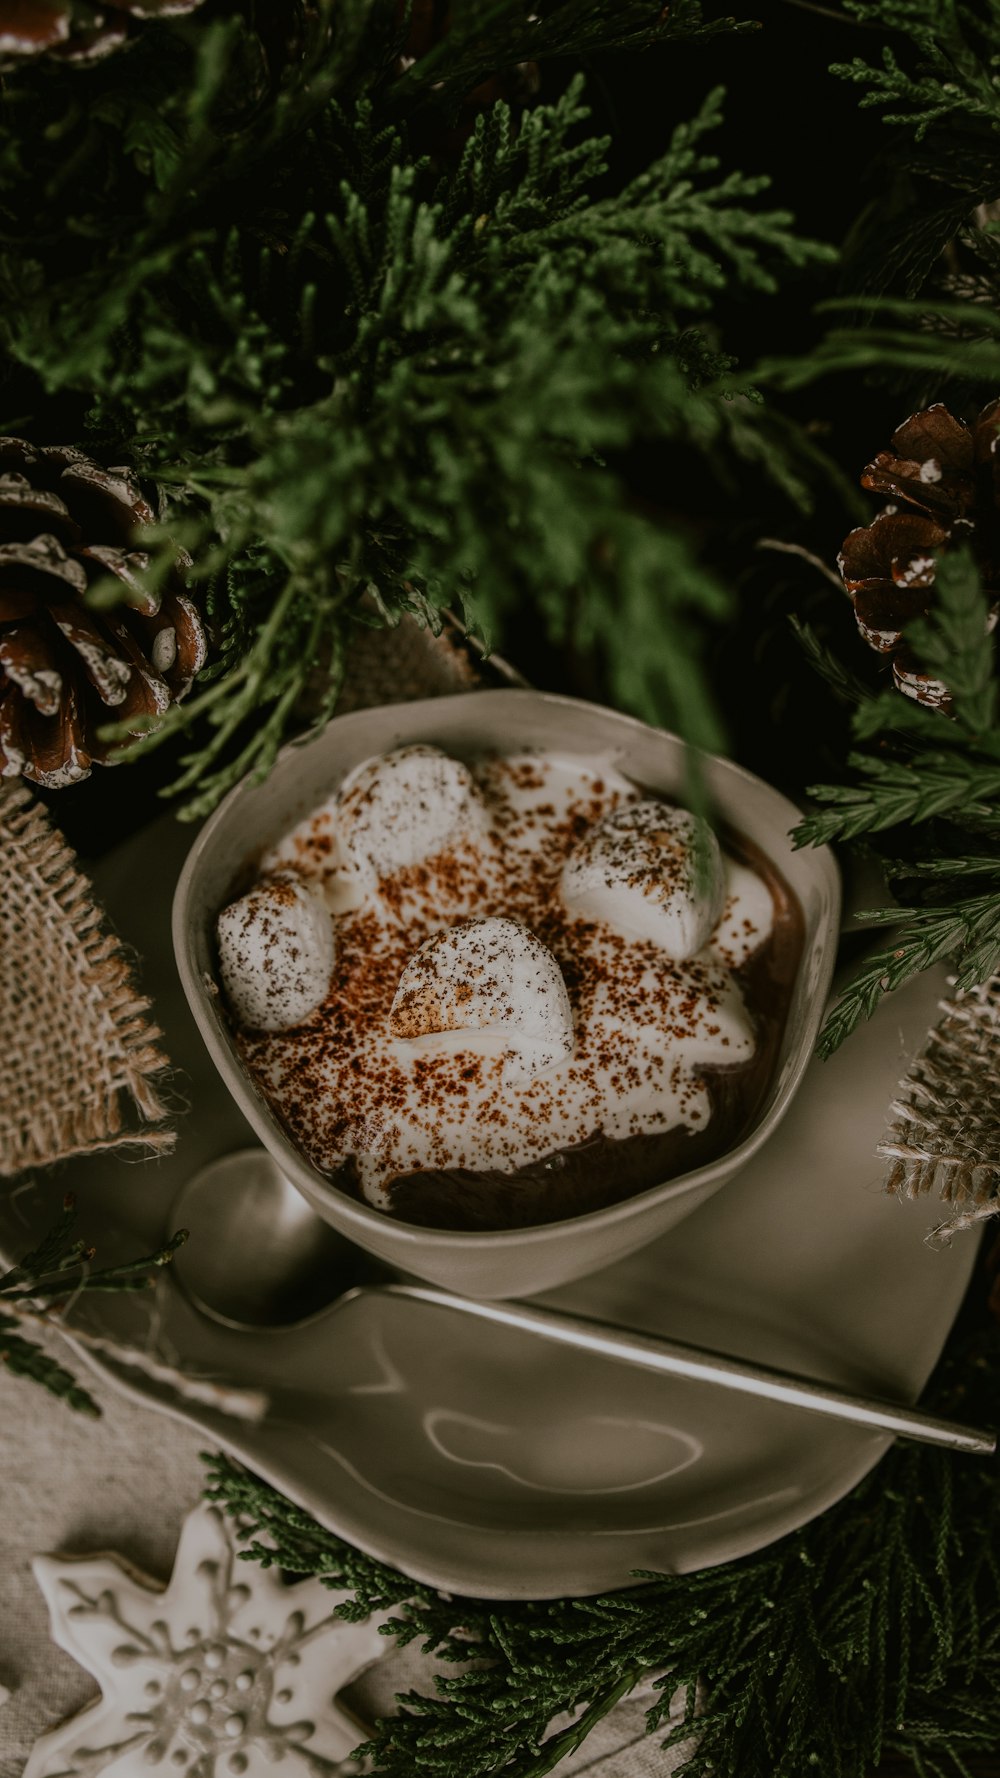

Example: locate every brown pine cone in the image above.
[0,0,205,68]
[0,438,206,789]
[839,400,1000,708]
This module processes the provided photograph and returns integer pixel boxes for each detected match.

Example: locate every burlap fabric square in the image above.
[0,779,174,1176]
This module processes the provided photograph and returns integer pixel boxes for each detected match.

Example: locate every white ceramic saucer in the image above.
[0,814,978,1600]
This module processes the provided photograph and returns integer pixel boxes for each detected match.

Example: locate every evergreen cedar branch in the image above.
[0,1,830,817]
[6,0,1000,1041]
[205,1303,1000,1778]
[0,1197,185,1416]
[753,0,1000,1055]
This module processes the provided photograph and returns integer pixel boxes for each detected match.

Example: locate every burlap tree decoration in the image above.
[335,613,503,711]
[0,780,173,1174]
[879,974,1000,1241]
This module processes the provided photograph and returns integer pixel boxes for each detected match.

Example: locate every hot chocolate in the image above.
[216,746,803,1229]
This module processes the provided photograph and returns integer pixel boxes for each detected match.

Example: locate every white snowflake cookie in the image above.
[26,1502,390,1778]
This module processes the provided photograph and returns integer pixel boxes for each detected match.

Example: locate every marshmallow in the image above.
[709,858,774,969]
[217,873,334,1031]
[561,800,725,960]
[336,745,488,885]
[389,915,574,1085]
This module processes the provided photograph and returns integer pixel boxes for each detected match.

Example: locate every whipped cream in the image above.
[229,749,780,1215]
[216,873,335,1032]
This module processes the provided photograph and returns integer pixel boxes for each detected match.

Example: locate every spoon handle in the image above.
[376,1284,996,1456]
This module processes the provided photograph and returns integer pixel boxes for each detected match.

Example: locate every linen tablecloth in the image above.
[0,1324,687,1776]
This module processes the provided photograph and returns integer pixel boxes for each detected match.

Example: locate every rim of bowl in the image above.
[172,689,841,1250]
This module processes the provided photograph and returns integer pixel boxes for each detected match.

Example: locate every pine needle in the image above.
[0,1198,187,1417]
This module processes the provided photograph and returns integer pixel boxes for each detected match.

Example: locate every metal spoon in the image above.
[170,1148,997,1455]
[171,1149,391,1329]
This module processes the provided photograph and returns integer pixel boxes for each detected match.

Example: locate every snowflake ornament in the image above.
[26,1502,390,1778]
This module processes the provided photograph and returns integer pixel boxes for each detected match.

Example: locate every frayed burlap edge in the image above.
[1,617,513,1177]
[1,780,175,1176]
[879,974,1000,1245]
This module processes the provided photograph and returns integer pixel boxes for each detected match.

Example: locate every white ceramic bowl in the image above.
[173,690,840,1299]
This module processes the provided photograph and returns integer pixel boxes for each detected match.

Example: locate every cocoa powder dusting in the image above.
[234,754,804,1230]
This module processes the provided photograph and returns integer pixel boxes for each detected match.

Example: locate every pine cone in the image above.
[839,399,1000,708]
[0,1,206,67]
[0,438,206,789]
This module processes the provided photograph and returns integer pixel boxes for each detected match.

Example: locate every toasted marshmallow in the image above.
[217,873,335,1031]
[562,800,725,960]
[336,744,488,885]
[389,915,574,1086]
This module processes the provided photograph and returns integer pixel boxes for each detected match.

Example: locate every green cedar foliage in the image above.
[204,1301,1000,1778]
[750,0,1000,1052]
[0,3,830,815]
[795,551,1000,1055]
[0,1196,186,1415]
[832,0,1000,298]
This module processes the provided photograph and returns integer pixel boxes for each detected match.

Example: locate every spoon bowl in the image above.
[171,1149,391,1329]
